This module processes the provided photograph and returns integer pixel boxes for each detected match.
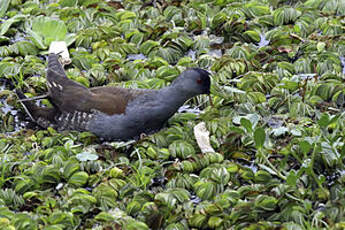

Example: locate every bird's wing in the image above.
[46,54,148,115]
[89,86,150,115]
[15,89,58,127]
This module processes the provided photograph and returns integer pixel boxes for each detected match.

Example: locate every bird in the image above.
[16,53,211,141]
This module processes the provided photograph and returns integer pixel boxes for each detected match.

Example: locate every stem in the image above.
[310,142,325,191]
[258,148,287,181]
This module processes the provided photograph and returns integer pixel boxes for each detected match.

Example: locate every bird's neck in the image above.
[159,85,195,108]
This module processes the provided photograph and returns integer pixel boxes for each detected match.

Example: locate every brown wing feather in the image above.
[46,53,150,116]
[48,80,132,115]
[88,86,149,115]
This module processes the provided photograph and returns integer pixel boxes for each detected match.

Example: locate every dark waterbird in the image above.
[17,54,211,140]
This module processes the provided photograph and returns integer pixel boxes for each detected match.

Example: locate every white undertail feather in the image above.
[54,110,95,131]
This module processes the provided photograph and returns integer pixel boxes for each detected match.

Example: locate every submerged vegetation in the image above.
[1,0,345,229]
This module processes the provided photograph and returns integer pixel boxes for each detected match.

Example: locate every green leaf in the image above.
[248,92,266,104]
[126,220,149,230]
[317,42,326,52]
[194,181,216,200]
[299,140,312,155]
[169,141,195,159]
[273,7,301,25]
[254,127,265,148]
[94,212,115,222]
[12,213,37,229]
[318,113,330,128]
[0,15,26,36]
[63,160,80,179]
[0,0,10,18]
[156,66,179,80]
[32,16,66,41]
[65,33,76,47]
[140,40,160,55]
[15,41,39,56]
[29,16,74,49]
[166,223,186,230]
[26,29,46,49]
[243,30,260,42]
[180,160,195,172]
[208,216,223,228]
[40,166,61,184]
[278,61,295,73]
[189,214,207,228]
[115,10,136,21]
[170,188,190,202]
[280,79,299,90]
[68,172,89,186]
[240,118,252,133]
[93,184,118,209]
[207,152,224,163]
[69,192,96,214]
[254,170,272,183]
[155,192,177,209]
[58,0,78,7]
[210,167,230,184]
[109,167,123,178]
[286,170,298,186]
[233,114,260,128]
[254,195,278,211]
[47,211,74,226]
[304,0,322,8]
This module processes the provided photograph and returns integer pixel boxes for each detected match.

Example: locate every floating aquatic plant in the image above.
[27,16,76,50]
[0,0,345,229]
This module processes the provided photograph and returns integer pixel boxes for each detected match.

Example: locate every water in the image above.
[187,49,196,60]
[0,81,31,134]
[207,49,222,58]
[258,33,270,48]
[340,56,345,75]
[127,53,147,61]
[0,84,16,115]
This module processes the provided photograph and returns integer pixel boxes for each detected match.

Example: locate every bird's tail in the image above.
[15,89,38,122]
[15,89,57,128]
[48,53,67,77]
[46,53,86,95]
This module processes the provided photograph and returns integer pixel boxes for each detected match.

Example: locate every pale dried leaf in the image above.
[48,41,71,65]
[194,122,215,153]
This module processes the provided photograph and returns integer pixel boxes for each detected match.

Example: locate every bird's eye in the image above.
[197,79,202,84]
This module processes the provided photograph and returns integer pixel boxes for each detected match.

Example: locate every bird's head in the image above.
[172,68,211,96]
